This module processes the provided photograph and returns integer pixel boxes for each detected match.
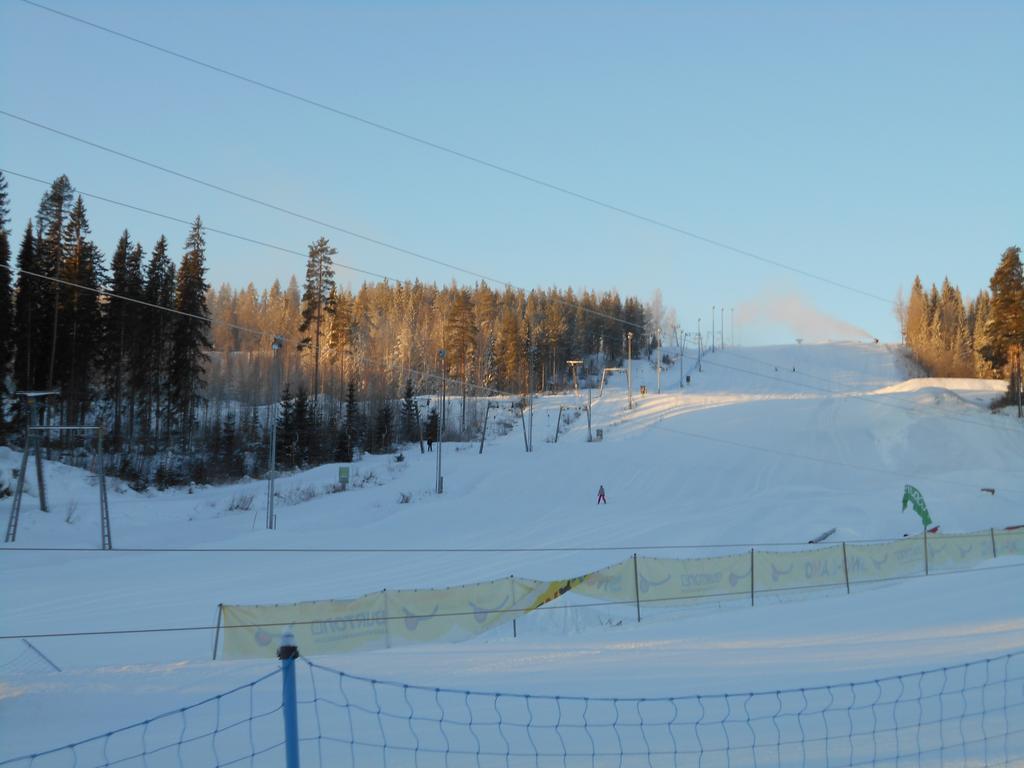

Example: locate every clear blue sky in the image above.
[1,0,1020,345]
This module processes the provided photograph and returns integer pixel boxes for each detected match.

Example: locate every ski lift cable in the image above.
[0,113,652,334]
[17,0,891,306]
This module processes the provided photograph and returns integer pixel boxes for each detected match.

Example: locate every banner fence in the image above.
[218,527,1023,659]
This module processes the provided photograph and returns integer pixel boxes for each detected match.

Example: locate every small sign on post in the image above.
[337,466,349,490]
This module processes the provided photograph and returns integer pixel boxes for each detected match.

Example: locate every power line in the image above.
[0,114,648,333]
[3,559,1020,642]
[17,0,892,306]
[0,260,517,401]
[4,176,1013,488]
[3,246,1016,493]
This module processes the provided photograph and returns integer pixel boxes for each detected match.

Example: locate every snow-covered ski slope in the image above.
[1,342,1022,757]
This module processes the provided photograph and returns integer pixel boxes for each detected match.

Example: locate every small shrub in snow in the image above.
[278,484,320,506]
[398,492,411,504]
[394,452,405,463]
[227,493,255,512]
[64,500,79,525]
[351,470,380,488]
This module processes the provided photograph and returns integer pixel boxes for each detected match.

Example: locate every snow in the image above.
[1,342,1022,760]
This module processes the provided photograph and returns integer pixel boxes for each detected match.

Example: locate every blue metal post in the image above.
[278,630,301,768]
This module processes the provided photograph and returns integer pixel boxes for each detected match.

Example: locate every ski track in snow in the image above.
[1,341,1022,758]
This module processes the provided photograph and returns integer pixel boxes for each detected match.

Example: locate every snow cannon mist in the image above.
[735,289,873,343]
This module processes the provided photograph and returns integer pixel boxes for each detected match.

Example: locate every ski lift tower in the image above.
[5,391,113,549]
[566,360,583,397]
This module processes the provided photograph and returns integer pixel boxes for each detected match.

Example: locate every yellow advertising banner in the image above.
[996,528,1024,557]
[755,545,846,593]
[221,591,388,660]
[845,537,926,584]
[221,577,569,659]
[636,553,751,605]
[572,557,635,602]
[925,532,992,572]
[219,528,1021,659]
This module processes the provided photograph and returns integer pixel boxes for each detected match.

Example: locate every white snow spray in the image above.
[735,290,873,341]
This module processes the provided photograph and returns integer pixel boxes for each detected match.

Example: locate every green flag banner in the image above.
[902,485,932,527]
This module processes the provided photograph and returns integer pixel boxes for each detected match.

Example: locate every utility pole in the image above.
[712,306,716,353]
[528,345,537,451]
[680,331,687,387]
[266,335,284,530]
[656,329,662,394]
[437,349,446,493]
[587,365,593,442]
[626,331,634,409]
[721,307,725,350]
[697,318,702,372]
[731,307,735,347]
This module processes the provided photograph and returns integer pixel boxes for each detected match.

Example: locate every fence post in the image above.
[278,630,301,768]
[508,575,518,638]
[750,549,755,606]
[212,604,223,660]
[632,553,641,623]
[991,527,997,559]
[842,542,850,595]
[923,528,929,576]
[554,405,564,442]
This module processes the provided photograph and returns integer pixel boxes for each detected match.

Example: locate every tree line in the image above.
[0,172,655,485]
[899,246,1023,404]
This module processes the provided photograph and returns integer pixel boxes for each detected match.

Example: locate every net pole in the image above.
[632,553,641,623]
[278,632,301,768]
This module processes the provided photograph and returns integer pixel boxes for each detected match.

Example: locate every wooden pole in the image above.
[842,542,851,594]
[750,548,755,606]
[991,527,998,559]
[212,604,223,660]
[923,527,929,576]
[632,553,641,623]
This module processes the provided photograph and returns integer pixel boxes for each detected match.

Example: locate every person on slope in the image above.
[597,485,607,504]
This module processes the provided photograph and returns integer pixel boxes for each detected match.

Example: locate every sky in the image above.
[1,0,1021,346]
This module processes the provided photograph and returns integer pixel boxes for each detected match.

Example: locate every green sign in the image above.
[901,485,932,528]
[338,467,350,483]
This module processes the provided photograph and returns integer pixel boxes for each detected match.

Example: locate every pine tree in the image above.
[141,236,176,442]
[169,217,212,445]
[105,231,132,441]
[12,222,45,393]
[277,382,296,468]
[297,236,337,398]
[374,401,394,453]
[56,196,103,425]
[400,378,419,443]
[344,379,361,453]
[293,386,312,467]
[980,247,1024,373]
[220,410,239,477]
[35,175,75,392]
